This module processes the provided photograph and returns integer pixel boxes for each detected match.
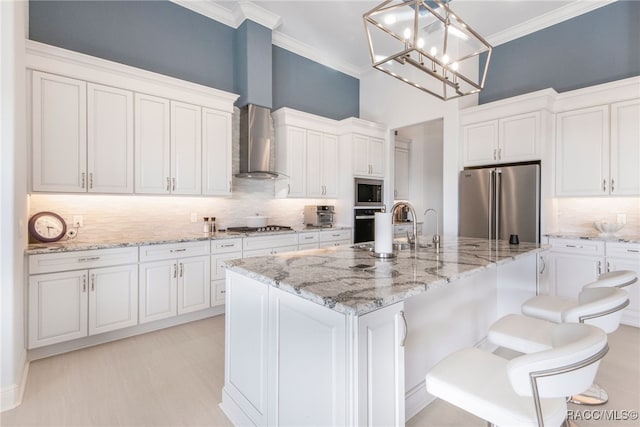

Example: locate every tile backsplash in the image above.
[550,197,640,237]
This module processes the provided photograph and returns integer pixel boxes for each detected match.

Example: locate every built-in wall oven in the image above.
[353,207,385,243]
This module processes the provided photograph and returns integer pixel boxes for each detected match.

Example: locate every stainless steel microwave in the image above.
[354,178,383,206]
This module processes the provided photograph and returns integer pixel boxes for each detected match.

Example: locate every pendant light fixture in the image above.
[363,0,492,100]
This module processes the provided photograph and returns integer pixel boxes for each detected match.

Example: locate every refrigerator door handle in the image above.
[495,169,502,241]
[488,170,494,240]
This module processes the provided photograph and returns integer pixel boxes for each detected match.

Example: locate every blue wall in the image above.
[272,46,360,120]
[479,0,640,104]
[29,0,360,119]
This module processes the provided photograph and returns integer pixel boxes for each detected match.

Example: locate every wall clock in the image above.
[28,211,67,243]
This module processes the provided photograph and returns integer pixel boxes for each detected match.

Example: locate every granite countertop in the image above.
[25,226,353,255]
[223,236,546,316]
[544,232,640,244]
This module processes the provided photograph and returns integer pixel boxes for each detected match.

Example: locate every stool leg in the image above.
[569,382,608,405]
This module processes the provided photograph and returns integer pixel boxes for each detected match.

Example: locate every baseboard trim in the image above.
[622,312,639,328]
[0,360,29,412]
[220,388,256,426]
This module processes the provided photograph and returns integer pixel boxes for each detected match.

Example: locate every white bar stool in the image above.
[426,323,608,427]
[491,285,630,406]
[585,269,637,289]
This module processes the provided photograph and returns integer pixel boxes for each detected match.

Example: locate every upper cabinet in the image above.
[555,98,639,197]
[273,108,339,199]
[394,136,410,200]
[28,42,238,196]
[340,117,387,179]
[32,72,135,194]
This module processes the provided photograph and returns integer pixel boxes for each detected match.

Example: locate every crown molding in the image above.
[170,0,236,27]
[234,0,282,30]
[170,0,281,29]
[486,0,617,47]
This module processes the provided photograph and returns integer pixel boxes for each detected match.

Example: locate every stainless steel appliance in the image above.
[354,178,383,206]
[304,205,334,228]
[235,104,278,179]
[354,207,385,243]
[226,225,293,234]
[459,163,540,243]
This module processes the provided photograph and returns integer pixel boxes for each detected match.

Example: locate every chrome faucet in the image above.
[391,202,418,250]
[424,208,440,252]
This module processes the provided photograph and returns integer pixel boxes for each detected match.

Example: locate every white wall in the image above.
[360,69,463,236]
[1,0,28,412]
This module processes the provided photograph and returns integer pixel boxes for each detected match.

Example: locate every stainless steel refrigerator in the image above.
[459,163,540,243]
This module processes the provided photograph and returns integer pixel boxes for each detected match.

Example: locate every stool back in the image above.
[564,287,629,333]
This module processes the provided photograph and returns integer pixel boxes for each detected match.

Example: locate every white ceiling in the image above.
[175,0,616,77]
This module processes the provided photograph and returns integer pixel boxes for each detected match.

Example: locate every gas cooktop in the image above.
[226,225,293,234]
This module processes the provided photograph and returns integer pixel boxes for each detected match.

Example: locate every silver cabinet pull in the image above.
[89,172,93,189]
[220,243,236,248]
[287,184,290,195]
[603,179,607,192]
[565,244,583,249]
[172,177,176,191]
[628,249,639,253]
[597,260,602,275]
[91,273,95,291]
[78,256,101,262]
[173,263,177,278]
[606,261,611,272]
[170,248,187,253]
[179,262,184,278]
[400,310,408,347]
[539,256,546,274]
[498,148,502,160]
[81,172,86,189]
[82,274,87,292]
[166,177,171,191]
[303,236,314,240]
[611,179,615,193]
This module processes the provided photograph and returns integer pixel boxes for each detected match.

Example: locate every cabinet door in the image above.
[177,255,210,315]
[369,137,385,177]
[28,270,88,348]
[357,302,405,427]
[499,112,540,162]
[322,133,339,197]
[171,101,202,195]
[202,107,232,195]
[610,99,640,196]
[548,253,603,298]
[286,126,307,197]
[87,83,134,193]
[268,286,347,426]
[462,121,497,166]
[32,71,87,192]
[225,271,270,426]
[394,147,409,200]
[88,264,138,335]
[555,106,609,196]
[306,130,324,197]
[352,134,371,176]
[606,258,640,327]
[139,260,177,323]
[135,94,171,194]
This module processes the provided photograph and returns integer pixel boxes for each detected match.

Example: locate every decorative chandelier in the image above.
[363,0,492,100]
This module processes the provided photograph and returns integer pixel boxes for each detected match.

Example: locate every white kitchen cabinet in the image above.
[298,231,320,250]
[318,229,352,248]
[610,99,640,196]
[202,107,232,196]
[138,241,210,323]
[357,302,405,427]
[546,238,605,298]
[463,111,540,166]
[394,139,410,200]
[171,101,202,195]
[87,83,134,193]
[243,233,300,258]
[28,248,138,349]
[32,71,87,192]
[555,106,610,196]
[353,134,385,177]
[211,238,243,307]
[135,93,171,194]
[275,125,307,197]
[602,241,640,326]
[307,130,338,197]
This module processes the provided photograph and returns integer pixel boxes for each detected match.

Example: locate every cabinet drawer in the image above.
[298,232,319,244]
[211,252,242,280]
[606,242,640,261]
[212,238,243,254]
[243,245,299,259]
[548,238,605,256]
[29,247,138,274]
[243,233,298,251]
[139,241,209,262]
[319,229,352,243]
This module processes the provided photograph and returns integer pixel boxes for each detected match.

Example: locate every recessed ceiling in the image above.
[181,1,616,77]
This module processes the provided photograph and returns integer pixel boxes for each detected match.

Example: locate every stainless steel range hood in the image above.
[235,104,278,179]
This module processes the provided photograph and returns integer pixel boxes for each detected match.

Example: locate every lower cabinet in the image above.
[28,263,138,349]
[222,270,405,426]
[318,229,352,248]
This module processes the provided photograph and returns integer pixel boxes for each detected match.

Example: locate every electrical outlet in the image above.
[190,212,198,223]
[617,213,627,224]
[72,215,83,227]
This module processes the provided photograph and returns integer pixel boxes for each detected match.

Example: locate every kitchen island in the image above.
[220,237,545,426]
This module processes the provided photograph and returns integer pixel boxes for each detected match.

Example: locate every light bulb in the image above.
[442,54,450,64]
[429,46,437,56]
[451,62,459,71]
[384,14,396,25]
[403,28,411,40]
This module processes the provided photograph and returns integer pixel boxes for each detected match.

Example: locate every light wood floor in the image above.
[2,315,638,426]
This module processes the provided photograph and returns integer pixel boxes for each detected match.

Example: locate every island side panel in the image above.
[496,253,539,317]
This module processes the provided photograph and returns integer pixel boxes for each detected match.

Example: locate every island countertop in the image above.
[223,236,546,315]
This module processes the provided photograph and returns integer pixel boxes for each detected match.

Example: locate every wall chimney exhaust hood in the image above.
[235,104,279,179]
